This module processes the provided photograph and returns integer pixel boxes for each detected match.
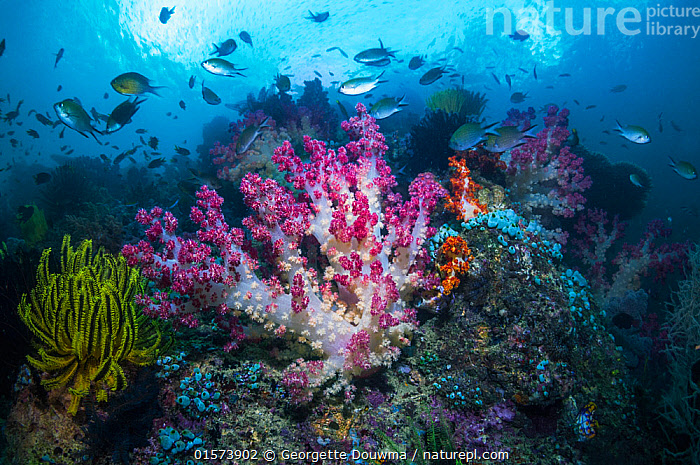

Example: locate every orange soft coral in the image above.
[445,155,488,221]
[437,236,473,295]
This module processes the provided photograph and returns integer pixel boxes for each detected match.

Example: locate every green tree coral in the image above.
[18,235,167,415]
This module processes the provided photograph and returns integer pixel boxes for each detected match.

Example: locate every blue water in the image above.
[1,0,698,230]
[1,0,699,463]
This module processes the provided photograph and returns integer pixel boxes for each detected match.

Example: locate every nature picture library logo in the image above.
[484,1,700,39]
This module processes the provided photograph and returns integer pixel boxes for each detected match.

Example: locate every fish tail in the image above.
[615,119,623,132]
[210,43,219,55]
[523,125,538,138]
[668,156,676,167]
[148,86,166,97]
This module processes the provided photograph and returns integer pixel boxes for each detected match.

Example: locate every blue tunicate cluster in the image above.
[417,351,440,370]
[176,368,222,416]
[431,368,483,408]
[531,358,569,398]
[428,224,461,257]
[561,268,603,331]
[13,364,33,392]
[461,209,563,261]
[233,362,263,391]
[156,351,187,379]
[151,427,205,465]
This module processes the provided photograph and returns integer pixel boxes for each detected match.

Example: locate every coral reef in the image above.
[660,246,700,463]
[505,106,592,219]
[573,210,690,305]
[444,155,488,222]
[211,110,290,186]
[123,104,446,394]
[296,77,338,140]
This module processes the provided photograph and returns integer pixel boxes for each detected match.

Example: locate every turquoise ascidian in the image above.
[508,245,516,254]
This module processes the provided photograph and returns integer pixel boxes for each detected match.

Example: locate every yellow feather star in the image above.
[18,235,169,415]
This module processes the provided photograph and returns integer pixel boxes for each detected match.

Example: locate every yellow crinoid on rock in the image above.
[18,235,168,415]
[425,88,487,120]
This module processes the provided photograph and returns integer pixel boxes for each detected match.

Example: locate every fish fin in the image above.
[379,38,384,49]
[483,121,499,131]
[376,70,388,84]
[170,6,175,13]
[148,86,166,97]
[522,125,538,138]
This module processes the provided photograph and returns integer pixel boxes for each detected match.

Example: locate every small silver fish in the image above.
[326,46,348,58]
[106,97,144,134]
[668,156,697,180]
[54,48,64,68]
[615,120,650,144]
[449,122,498,151]
[339,71,385,95]
[210,39,237,57]
[483,125,537,153]
[629,174,643,187]
[510,92,528,103]
[239,31,253,47]
[236,117,270,154]
[419,66,446,85]
[354,39,395,64]
[201,82,221,105]
[408,55,425,70]
[159,6,175,24]
[53,98,102,141]
[201,58,247,77]
[306,10,329,22]
[369,95,407,120]
[275,73,291,93]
